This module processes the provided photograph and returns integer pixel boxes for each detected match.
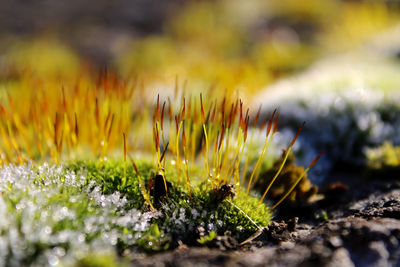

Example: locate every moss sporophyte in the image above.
[128,91,323,244]
[0,74,323,252]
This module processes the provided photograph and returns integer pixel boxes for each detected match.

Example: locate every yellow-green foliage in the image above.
[197,231,217,245]
[66,159,271,244]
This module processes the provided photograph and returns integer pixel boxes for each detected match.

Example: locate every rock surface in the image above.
[131,182,400,266]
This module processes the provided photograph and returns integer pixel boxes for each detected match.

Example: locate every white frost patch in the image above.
[250,69,400,184]
[0,163,156,267]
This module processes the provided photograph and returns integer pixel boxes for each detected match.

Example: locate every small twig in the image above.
[226,199,265,246]
[226,199,261,230]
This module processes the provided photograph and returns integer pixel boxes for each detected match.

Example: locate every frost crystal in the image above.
[0,164,156,266]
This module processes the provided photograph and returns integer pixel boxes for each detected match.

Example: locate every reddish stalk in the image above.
[258,122,306,205]
[270,150,325,209]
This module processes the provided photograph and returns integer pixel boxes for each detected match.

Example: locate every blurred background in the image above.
[1,0,400,95]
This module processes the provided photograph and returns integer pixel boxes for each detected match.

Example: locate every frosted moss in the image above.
[0,163,157,266]
[0,160,272,266]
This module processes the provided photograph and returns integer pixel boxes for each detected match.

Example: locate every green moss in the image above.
[252,152,318,206]
[65,159,272,248]
[155,183,270,244]
[66,160,153,210]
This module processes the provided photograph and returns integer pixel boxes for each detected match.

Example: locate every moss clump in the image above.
[66,159,154,210]
[0,160,270,266]
[253,151,318,205]
[366,142,400,179]
[65,159,271,249]
[156,183,270,244]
